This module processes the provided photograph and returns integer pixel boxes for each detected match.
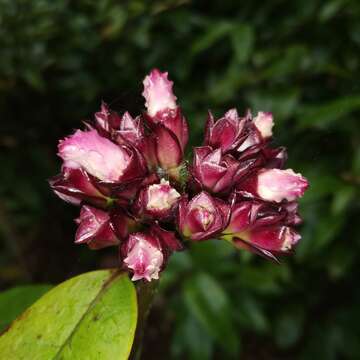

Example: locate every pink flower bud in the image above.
[134,178,181,219]
[244,225,301,253]
[137,135,158,170]
[178,192,230,241]
[121,224,183,281]
[58,129,130,182]
[146,179,180,211]
[115,112,144,146]
[122,232,164,282]
[225,199,295,234]
[257,169,309,202]
[75,205,120,250]
[153,125,183,169]
[49,167,108,207]
[192,146,241,194]
[222,197,302,259]
[142,69,177,117]
[94,102,121,135]
[253,112,274,139]
[237,168,309,203]
[205,109,246,153]
[143,70,188,152]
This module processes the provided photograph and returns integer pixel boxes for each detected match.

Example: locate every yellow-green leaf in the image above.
[0,270,137,360]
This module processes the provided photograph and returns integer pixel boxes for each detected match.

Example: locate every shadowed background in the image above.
[1,1,360,359]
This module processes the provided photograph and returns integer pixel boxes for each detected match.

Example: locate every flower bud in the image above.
[134,178,181,220]
[143,69,177,117]
[121,224,183,281]
[122,232,164,282]
[49,167,108,207]
[192,146,241,194]
[103,110,158,171]
[233,226,301,255]
[94,102,121,135]
[237,168,309,203]
[75,205,120,249]
[205,109,246,153]
[153,125,183,169]
[115,112,144,146]
[178,192,230,241]
[253,112,274,139]
[58,129,131,182]
[222,198,302,259]
[143,69,188,152]
[224,200,288,235]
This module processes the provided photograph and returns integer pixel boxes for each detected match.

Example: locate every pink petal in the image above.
[123,233,164,282]
[58,129,130,182]
[253,112,274,138]
[257,169,309,203]
[142,69,177,117]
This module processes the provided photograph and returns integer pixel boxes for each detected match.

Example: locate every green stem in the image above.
[129,280,159,360]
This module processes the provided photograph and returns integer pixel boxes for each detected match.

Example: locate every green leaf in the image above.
[331,186,356,214]
[236,294,269,333]
[275,307,305,349]
[231,24,255,64]
[172,315,214,360]
[319,0,346,22]
[297,95,360,129]
[296,203,345,259]
[0,285,53,332]
[183,272,239,355]
[0,270,137,360]
[246,89,300,122]
[191,21,234,55]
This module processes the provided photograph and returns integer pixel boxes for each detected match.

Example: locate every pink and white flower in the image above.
[58,129,130,182]
[134,178,180,219]
[50,68,310,281]
[143,69,177,117]
[238,168,309,203]
[253,112,274,139]
[122,232,164,281]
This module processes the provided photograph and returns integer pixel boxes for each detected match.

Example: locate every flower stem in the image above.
[129,280,159,360]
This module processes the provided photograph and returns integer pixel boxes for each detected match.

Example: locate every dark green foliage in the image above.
[0,0,359,358]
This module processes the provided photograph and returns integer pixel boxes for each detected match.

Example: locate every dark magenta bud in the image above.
[222,197,303,260]
[94,101,121,135]
[192,146,241,194]
[75,205,135,250]
[204,109,246,153]
[49,167,108,208]
[178,192,230,241]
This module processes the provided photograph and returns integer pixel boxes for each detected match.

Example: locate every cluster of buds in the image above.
[50,69,309,281]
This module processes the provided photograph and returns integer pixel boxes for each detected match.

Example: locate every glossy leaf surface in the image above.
[0,270,137,360]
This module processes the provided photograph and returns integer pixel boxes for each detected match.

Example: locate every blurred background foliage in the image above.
[1,0,360,358]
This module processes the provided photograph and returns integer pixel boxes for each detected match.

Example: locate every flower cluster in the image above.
[50,69,309,281]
